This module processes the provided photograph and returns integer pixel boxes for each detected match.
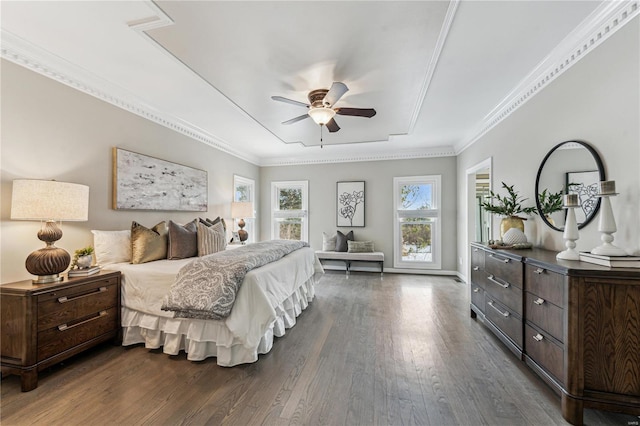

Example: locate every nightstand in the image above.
[1,270,121,391]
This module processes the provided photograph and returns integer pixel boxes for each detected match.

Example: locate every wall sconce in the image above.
[231,201,254,244]
[11,179,89,284]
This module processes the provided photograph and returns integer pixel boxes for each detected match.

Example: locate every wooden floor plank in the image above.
[2,271,637,425]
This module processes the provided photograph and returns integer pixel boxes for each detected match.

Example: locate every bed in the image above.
[103,244,322,366]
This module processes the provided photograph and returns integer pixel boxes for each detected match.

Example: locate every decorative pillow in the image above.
[131,221,168,264]
[167,219,198,260]
[322,232,337,251]
[348,240,375,253]
[91,230,131,265]
[197,221,227,256]
[335,230,354,252]
[207,216,227,232]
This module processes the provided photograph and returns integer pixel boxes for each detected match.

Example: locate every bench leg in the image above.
[379,261,384,276]
[345,260,350,275]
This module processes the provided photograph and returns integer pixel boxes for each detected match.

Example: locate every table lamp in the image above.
[231,201,254,244]
[11,179,89,284]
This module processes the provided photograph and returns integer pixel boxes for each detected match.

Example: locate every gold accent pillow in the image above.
[131,221,168,264]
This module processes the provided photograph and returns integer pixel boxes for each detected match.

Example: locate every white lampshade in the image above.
[231,201,254,219]
[11,179,89,221]
[308,107,336,125]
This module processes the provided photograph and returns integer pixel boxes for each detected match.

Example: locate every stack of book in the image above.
[68,266,101,277]
[579,252,640,268]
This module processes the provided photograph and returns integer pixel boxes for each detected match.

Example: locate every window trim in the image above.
[393,175,442,270]
[270,180,309,242]
[233,175,255,243]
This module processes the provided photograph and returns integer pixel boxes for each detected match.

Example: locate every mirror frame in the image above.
[535,140,605,232]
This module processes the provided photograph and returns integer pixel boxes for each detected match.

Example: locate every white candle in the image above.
[599,180,616,195]
[564,193,579,207]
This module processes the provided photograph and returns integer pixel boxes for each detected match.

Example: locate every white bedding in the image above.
[104,246,322,366]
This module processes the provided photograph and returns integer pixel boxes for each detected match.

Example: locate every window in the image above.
[271,181,308,242]
[393,175,441,269]
[233,175,255,243]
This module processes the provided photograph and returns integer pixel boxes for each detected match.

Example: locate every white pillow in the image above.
[91,230,132,265]
[322,232,337,251]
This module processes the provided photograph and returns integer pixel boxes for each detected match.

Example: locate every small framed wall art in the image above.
[113,148,207,211]
[337,181,365,227]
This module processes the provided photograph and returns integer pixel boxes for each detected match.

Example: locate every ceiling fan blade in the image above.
[282,114,310,125]
[323,82,348,107]
[336,107,377,118]
[326,118,340,133]
[271,96,310,108]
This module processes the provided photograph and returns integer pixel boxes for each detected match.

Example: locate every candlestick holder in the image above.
[591,193,627,256]
[557,204,580,260]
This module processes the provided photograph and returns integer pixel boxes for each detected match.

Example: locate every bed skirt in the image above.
[121,275,316,366]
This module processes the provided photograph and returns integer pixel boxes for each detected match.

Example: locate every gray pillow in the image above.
[322,232,337,251]
[335,230,354,252]
[167,219,198,259]
[348,240,374,253]
[197,221,227,256]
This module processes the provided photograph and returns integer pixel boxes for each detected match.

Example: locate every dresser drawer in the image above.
[37,306,118,361]
[525,292,563,342]
[485,252,522,289]
[484,272,523,316]
[485,297,522,348]
[471,284,485,310]
[525,265,564,306]
[471,266,488,289]
[37,279,118,332]
[471,245,485,270]
[525,324,563,383]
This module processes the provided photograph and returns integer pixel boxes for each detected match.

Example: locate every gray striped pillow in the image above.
[197,221,227,256]
[347,240,374,253]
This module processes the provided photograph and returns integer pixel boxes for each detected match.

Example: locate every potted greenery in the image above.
[481,182,536,237]
[537,188,564,225]
[71,246,94,269]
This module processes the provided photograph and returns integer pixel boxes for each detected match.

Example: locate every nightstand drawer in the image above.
[37,279,118,332]
[37,306,118,361]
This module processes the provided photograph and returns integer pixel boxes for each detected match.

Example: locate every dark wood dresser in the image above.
[1,270,121,391]
[470,243,640,425]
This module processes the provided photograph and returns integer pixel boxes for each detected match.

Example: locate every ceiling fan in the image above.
[271,82,376,137]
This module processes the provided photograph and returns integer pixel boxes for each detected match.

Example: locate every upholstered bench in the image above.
[315,250,384,276]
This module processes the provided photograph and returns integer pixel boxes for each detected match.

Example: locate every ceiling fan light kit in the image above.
[308,107,336,125]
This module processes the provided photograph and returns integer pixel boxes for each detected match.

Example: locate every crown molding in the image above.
[407,0,459,134]
[455,0,640,154]
[259,146,457,167]
[0,28,261,166]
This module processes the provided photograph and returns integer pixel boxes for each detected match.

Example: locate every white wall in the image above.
[1,60,259,283]
[456,17,640,279]
[259,156,458,272]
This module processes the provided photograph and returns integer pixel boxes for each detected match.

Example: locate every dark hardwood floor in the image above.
[1,271,637,425]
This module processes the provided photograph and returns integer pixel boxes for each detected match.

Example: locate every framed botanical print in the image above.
[337,181,365,227]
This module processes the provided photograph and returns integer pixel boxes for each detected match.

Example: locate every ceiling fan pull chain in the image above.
[320,125,323,148]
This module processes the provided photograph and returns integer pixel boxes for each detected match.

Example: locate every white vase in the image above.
[76,254,93,269]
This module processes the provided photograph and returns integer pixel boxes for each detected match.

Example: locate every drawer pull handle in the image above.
[487,300,510,317]
[489,254,510,263]
[534,268,545,275]
[534,297,545,305]
[473,266,479,271]
[533,333,544,342]
[473,287,480,293]
[57,310,108,332]
[473,248,478,252]
[487,275,510,289]
[57,286,107,303]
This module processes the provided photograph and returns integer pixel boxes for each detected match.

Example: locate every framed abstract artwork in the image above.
[112,148,207,211]
[337,181,365,227]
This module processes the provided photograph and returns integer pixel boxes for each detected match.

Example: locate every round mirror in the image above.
[535,140,605,231]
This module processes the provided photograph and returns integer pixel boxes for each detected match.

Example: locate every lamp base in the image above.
[238,229,248,244]
[25,245,70,285]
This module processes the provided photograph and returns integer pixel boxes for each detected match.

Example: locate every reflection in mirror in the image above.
[535,141,605,231]
[475,170,491,242]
